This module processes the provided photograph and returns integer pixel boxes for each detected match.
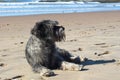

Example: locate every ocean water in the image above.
[0,2,120,16]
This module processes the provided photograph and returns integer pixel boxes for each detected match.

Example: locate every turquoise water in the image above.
[0,2,120,16]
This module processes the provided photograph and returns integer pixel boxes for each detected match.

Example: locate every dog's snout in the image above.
[53,26,65,31]
[59,27,65,33]
[58,26,65,31]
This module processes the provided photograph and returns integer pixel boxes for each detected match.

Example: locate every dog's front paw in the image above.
[72,64,83,71]
[43,70,54,77]
[70,56,81,64]
[71,56,88,64]
[40,69,55,77]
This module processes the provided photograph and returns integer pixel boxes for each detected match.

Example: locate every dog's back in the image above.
[26,34,56,67]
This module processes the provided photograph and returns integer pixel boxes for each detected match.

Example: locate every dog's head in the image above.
[31,20,65,41]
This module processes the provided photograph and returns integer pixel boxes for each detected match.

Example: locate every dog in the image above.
[25,20,85,77]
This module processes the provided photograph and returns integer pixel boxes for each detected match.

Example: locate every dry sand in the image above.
[0,11,120,80]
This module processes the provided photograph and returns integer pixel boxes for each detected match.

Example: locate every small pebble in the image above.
[94,52,97,55]
[20,42,24,44]
[78,48,83,51]
[72,50,77,52]
[0,63,4,67]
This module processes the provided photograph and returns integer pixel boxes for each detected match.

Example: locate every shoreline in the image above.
[0,11,120,80]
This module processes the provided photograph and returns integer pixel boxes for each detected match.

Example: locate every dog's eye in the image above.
[53,26,59,30]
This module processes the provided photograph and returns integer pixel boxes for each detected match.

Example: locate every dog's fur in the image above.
[25,20,84,77]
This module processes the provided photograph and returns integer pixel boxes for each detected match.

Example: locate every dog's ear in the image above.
[31,22,45,37]
[31,22,39,36]
[31,21,51,38]
[31,20,59,38]
[54,21,59,26]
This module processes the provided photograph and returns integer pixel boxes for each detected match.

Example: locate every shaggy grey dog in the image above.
[25,20,84,77]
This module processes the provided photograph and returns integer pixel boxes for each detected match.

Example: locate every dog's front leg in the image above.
[57,48,87,64]
[60,61,83,71]
[57,48,81,63]
[33,65,54,77]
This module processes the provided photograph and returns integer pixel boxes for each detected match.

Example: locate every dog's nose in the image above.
[62,27,65,30]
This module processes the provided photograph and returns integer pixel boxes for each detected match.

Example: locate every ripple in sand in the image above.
[4,75,24,80]
[98,51,110,56]
[95,43,106,45]
[94,51,111,56]
[12,75,24,79]
[69,39,77,42]
[1,54,7,57]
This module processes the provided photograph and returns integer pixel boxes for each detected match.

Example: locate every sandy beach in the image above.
[0,11,120,80]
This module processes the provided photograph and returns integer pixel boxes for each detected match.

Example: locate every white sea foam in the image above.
[0,2,120,16]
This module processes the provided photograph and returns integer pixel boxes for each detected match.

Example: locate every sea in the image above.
[0,1,120,17]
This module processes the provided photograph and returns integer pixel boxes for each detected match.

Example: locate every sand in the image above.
[0,11,120,80]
